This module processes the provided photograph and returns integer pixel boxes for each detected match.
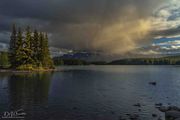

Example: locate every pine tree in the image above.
[38,32,44,67]
[39,33,54,68]
[44,33,54,68]
[23,26,34,65]
[32,29,40,65]
[9,24,17,52]
[9,24,17,67]
[15,27,24,66]
[25,26,31,49]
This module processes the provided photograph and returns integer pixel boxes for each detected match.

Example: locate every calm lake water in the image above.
[1,66,180,120]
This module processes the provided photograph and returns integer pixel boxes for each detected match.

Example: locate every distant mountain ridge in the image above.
[109,55,180,65]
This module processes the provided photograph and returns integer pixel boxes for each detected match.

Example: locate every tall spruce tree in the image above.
[44,33,54,68]
[23,26,34,65]
[32,29,40,64]
[38,32,44,67]
[15,27,24,66]
[39,33,54,68]
[9,24,17,67]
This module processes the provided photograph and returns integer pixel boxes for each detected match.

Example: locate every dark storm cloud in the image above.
[0,0,159,23]
[0,0,167,53]
[153,26,180,38]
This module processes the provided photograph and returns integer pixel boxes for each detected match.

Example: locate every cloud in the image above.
[138,50,160,56]
[151,0,180,38]
[153,40,180,46]
[152,40,180,51]
[93,19,152,54]
[137,38,180,56]
[0,32,10,43]
[0,0,170,55]
[0,42,8,52]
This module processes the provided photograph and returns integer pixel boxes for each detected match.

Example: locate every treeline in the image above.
[109,57,180,65]
[53,58,88,65]
[53,57,107,65]
[9,24,54,70]
[53,56,180,65]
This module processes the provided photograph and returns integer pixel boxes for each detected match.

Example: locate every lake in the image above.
[0,66,180,120]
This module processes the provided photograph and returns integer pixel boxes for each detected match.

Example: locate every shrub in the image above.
[16,64,35,71]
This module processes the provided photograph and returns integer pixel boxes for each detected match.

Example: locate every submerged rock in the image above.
[166,110,180,119]
[110,111,115,114]
[118,116,126,120]
[133,103,141,107]
[158,117,162,120]
[72,107,78,110]
[157,106,169,112]
[149,82,157,86]
[169,106,180,111]
[157,105,180,120]
[155,103,163,107]
[128,114,139,120]
[157,105,180,112]
[152,114,157,117]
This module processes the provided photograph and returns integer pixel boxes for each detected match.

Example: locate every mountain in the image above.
[57,51,109,61]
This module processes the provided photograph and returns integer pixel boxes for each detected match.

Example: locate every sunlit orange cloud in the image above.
[92,10,153,55]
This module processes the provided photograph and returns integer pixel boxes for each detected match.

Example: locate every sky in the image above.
[0,0,180,56]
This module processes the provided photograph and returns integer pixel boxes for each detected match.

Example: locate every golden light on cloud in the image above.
[93,19,152,55]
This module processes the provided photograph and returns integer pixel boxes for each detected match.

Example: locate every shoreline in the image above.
[0,68,59,73]
[0,65,179,73]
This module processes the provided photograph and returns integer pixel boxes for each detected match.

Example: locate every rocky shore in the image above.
[157,105,180,120]
[117,103,180,120]
[117,81,180,120]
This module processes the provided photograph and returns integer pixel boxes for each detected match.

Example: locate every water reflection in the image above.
[7,72,53,112]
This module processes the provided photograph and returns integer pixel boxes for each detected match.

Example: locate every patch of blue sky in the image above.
[153,37,180,44]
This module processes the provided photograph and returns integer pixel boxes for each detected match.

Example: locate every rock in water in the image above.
[158,106,170,112]
[169,106,180,111]
[155,103,163,107]
[133,103,141,107]
[149,82,157,86]
[129,114,139,120]
[166,110,180,119]
[152,114,157,117]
